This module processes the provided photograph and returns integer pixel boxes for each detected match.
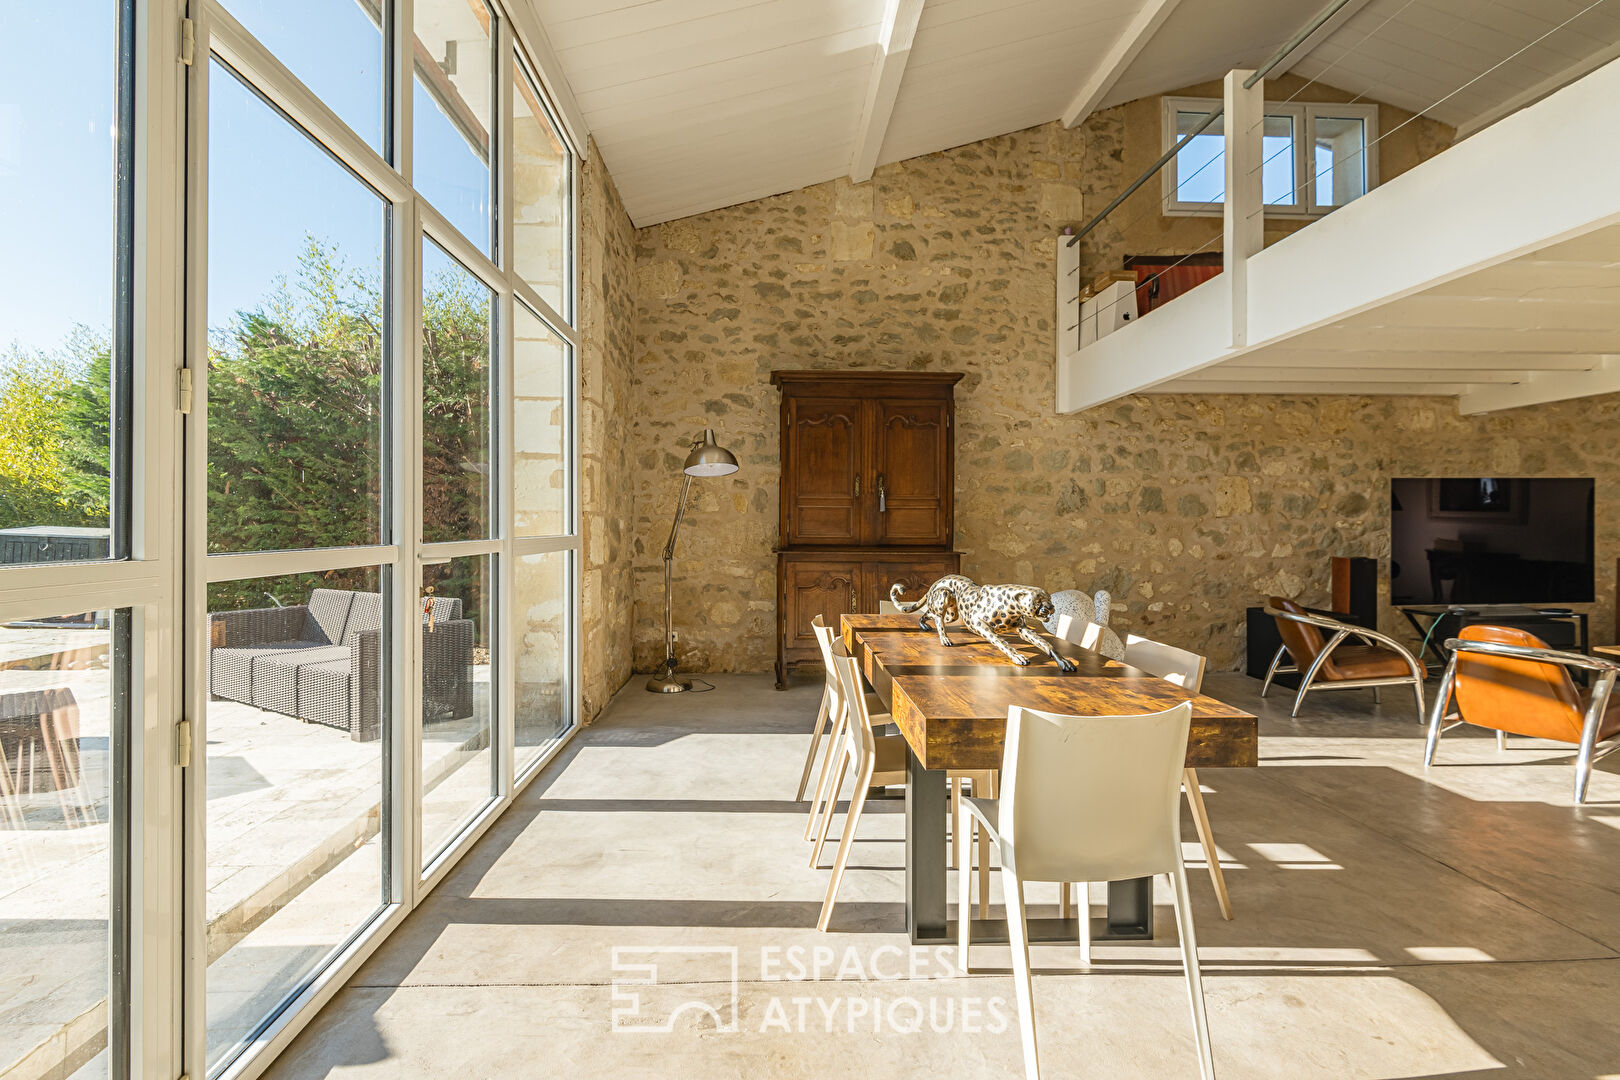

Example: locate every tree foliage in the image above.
[8,236,493,629]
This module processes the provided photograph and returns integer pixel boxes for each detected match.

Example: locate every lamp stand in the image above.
[646,473,696,693]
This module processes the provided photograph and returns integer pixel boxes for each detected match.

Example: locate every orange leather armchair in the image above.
[1263,598,1427,720]
[1425,624,1620,804]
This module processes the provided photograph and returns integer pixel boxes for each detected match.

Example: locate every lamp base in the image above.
[645,671,695,693]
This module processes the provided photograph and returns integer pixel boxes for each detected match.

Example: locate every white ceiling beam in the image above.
[1175,366,1526,384]
[1061,0,1185,128]
[1456,46,1620,140]
[1458,356,1620,415]
[1231,351,1601,371]
[1153,380,1474,396]
[850,0,927,182]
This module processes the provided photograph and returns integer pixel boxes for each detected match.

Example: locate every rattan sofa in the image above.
[208,588,474,741]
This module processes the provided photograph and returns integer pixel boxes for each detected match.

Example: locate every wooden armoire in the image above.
[772,370,963,688]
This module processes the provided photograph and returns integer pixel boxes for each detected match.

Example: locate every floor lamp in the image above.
[647,428,739,693]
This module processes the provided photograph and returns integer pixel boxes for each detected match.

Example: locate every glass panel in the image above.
[1173,108,1225,204]
[515,550,569,772]
[1314,115,1368,206]
[0,612,126,1080]
[0,7,117,566]
[220,0,387,153]
[1173,108,1296,207]
[413,0,494,254]
[207,61,386,554]
[512,55,569,315]
[514,306,567,537]
[203,569,387,1072]
[422,239,493,543]
[420,554,494,866]
[1261,114,1295,206]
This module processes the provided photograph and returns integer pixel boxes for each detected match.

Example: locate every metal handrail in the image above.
[1441,637,1620,675]
[1065,0,1357,248]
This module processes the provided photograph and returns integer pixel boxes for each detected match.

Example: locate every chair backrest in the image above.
[877,600,900,614]
[1270,596,1329,671]
[828,650,880,764]
[811,615,845,700]
[343,592,383,644]
[1000,702,1193,883]
[1124,634,1207,693]
[1453,624,1585,742]
[303,589,356,645]
[1052,612,1102,651]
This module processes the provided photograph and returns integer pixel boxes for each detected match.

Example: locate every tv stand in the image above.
[1398,605,1589,665]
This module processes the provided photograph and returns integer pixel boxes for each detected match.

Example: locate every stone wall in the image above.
[578,140,637,718]
[628,94,1617,676]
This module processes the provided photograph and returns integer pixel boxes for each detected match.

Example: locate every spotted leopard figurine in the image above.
[890,577,1077,672]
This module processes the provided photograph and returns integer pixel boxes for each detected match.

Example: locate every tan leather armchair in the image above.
[1263,597,1427,720]
[1425,624,1620,804]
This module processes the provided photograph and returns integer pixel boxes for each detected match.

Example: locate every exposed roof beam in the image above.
[1154,380,1474,396]
[1174,366,1526,384]
[850,0,927,182]
[1061,0,1185,128]
[1458,356,1620,415]
[1455,46,1620,140]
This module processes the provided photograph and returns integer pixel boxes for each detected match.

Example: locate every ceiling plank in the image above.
[1458,356,1620,414]
[1455,42,1620,139]
[851,0,928,182]
[1061,0,1186,128]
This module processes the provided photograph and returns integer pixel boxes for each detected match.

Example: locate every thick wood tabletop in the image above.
[841,613,1259,772]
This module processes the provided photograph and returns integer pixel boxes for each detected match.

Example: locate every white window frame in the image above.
[0,3,580,1080]
[1161,95,1379,219]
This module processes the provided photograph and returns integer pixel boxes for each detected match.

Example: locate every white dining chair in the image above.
[815,645,908,931]
[1051,611,1124,662]
[958,701,1215,1080]
[802,616,885,840]
[1123,633,1232,921]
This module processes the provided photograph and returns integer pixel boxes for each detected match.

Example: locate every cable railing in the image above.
[1061,0,1618,347]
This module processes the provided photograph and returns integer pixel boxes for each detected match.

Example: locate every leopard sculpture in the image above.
[890,576,1077,672]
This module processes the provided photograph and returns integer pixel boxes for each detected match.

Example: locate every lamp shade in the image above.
[683,428,739,477]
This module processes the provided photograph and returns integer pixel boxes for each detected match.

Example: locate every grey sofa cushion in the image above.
[344,592,383,643]
[302,589,356,645]
[248,643,351,716]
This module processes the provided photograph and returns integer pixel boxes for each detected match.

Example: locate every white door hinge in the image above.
[176,718,193,768]
[180,17,195,66]
[178,368,194,414]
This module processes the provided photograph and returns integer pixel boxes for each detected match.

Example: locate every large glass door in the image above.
[181,1,582,1076]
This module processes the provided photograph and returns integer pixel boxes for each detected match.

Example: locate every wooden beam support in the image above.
[1061,0,1185,128]
[850,0,927,183]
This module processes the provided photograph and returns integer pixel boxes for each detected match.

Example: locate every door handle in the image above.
[876,474,886,512]
[853,474,860,497]
[850,588,857,611]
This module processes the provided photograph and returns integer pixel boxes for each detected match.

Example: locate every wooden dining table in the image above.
[840,613,1259,945]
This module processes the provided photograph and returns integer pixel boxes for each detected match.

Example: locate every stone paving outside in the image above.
[0,626,502,1080]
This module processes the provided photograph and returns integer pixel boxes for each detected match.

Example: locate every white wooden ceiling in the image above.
[525,0,1620,226]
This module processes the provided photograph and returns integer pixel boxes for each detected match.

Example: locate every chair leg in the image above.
[804,707,848,841]
[1183,769,1233,921]
[1260,646,1286,698]
[1059,881,1071,919]
[810,748,849,869]
[1075,882,1091,967]
[948,776,959,870]
[817,760,874,932]
[795,686,832,801]
[1574,731,1601,805]
[1001,865,1041,1080]
[1372,686,1381,704]
[1496,729,1507,752]
[1412,679,1426,726]
[957,797,973,973]
[1289,681,1311,718]
[1423,706,1445,768]
[1170,861,1216,1080]
[978,772,996,919]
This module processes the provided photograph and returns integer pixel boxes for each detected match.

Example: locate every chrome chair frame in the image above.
[1261,607,1426,721]
[1424,637,1620,805]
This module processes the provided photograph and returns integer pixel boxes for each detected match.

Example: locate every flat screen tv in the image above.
[1390,477,1595,606]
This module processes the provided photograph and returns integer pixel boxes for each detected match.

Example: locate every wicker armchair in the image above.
[208,588,474,741]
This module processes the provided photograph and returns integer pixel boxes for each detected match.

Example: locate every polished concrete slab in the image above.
[264,672,1620,1079]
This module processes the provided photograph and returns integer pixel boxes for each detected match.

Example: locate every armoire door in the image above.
[866,557,959,613]
[868,399,952,546]
[783,396,863,545]
[780,559,862,656]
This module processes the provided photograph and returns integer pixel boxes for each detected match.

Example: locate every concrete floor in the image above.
[264,671,1620,1079]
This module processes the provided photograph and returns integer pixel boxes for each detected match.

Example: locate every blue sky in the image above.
[1,1,490,359]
